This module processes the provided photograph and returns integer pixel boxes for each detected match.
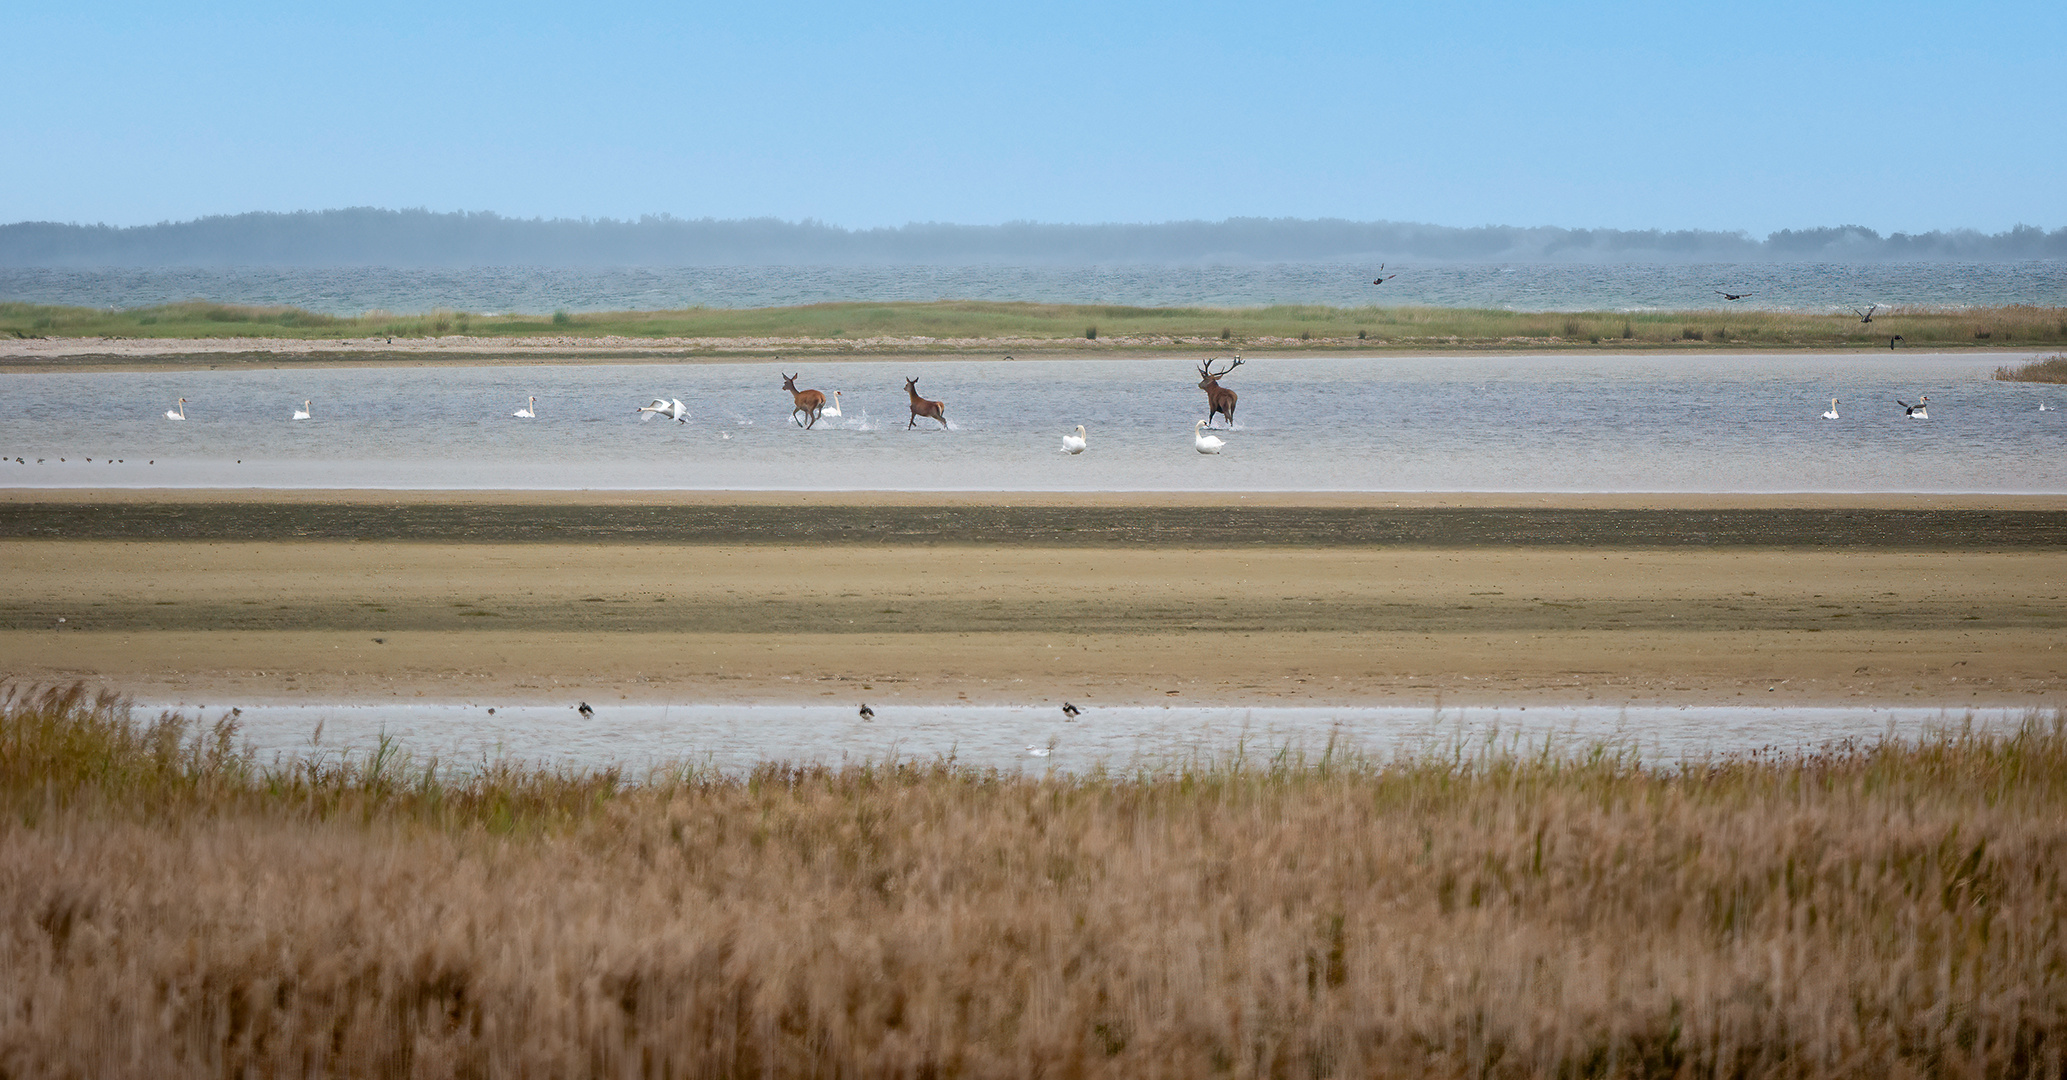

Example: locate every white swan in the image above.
[1061,424,1087,454]
[1899,395,1929,419]
[164,397,188,421]
[1821,398,1840,420]
[1193,419,1225,455]
[2040,402,2054,412]
[513,396,537,419]
[292,399,312,420]
[821,391,843,418]
[636,397,687,422]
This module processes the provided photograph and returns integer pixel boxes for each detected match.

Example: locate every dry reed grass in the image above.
[1995,353,2067,383]
[4,683,2066,1078]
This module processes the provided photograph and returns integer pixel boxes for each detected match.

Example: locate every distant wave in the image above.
[4,209,2065,268]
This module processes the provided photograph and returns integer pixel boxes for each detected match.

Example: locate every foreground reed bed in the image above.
[7,298,2066,351]
[4,683,2066,1078]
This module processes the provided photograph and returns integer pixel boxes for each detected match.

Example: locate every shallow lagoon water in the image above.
[166,701,2035,776]
[5,352,2064,492]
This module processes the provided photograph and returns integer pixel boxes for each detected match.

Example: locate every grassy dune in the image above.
[5,684,2065,1077]
[6,298,2067,351]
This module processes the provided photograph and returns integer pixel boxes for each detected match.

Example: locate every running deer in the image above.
[1197,355,1243,428]
[904,377,947,429]
[782,373,827,429]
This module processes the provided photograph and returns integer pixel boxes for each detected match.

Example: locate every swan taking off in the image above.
[292,400,312,420]
[513,396,537,419]
[1193,420,1226,455]
[822,391,843,418]
[637,397,687,422]
[1061,425,1087,454]
[1899,395,1929,419]
[164,397,188,421]
[1821,398,1840,420]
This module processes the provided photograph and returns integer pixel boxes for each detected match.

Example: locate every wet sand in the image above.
[4,491,2062,707]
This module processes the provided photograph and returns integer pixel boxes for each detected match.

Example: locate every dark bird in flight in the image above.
[577,701,594,718]
[1715,290,1750,301]
[1890,335,1903,349]
[1062,702,1081,719]
[1854,305,1878,323]
[1371,263,1398,285]
[858,703,875,721]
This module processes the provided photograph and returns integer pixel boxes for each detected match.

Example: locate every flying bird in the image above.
[577,701,594,718]
[1715,291,1750,301]
[1889,335,1903,349]
[1854,305,1878,324]
[637,397,688,422]
[858,703,875,721]
[1371,263,1398,285]
[1898,396,1930,419]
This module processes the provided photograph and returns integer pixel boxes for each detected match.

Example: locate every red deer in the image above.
[782,373,827,429]
[904,377,947,429]
[1196,355,1243,428]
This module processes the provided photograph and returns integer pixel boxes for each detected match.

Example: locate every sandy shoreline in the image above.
[0,335,2022,373]
[5,519,2061,707]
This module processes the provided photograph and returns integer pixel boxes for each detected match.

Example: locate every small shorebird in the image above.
[1062,702,1081,719]
[1193,420,1226,455]
[1715,290,1751,301]
[577,701,593,718]
[858,703,874,721]
[1822,398,1841,420]
[1854,305,1878,324]
[1060,425,1087,455]
[1898,396,1930,419]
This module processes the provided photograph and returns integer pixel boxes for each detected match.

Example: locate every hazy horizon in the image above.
[6,209,2064,268]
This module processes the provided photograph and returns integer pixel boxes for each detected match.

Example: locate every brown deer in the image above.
[904,377,947,429]
[781,372,827,429]
[1197,355,1243,428]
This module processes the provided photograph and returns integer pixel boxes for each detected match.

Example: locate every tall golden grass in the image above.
[4,683,2065,1077]
[1995,353,2067,383]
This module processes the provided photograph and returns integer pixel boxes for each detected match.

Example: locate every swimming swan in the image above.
[1061,425,1087,454]
[1898,396,1929,419]
[1822,398,1840,420]
[513,396,537,419]
[164,397,188,421]
[292,400,312,420]
[1193,420,1226,455]
[637,397,687,422]
[822,391,843,418]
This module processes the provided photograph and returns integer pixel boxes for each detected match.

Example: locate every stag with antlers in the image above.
[782,372,827,429]
[904,377,948,430]
[1196,355,1243,429]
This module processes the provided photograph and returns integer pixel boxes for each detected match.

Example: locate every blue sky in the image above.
[4,0,2061,234]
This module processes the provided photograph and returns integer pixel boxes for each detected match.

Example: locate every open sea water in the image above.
[4,261,2065,314]
[3,352,2061,491]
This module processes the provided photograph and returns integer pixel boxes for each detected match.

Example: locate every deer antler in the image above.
[1200,355,1243,379]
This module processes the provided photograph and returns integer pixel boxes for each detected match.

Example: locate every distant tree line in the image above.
[3,208,2063,266]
